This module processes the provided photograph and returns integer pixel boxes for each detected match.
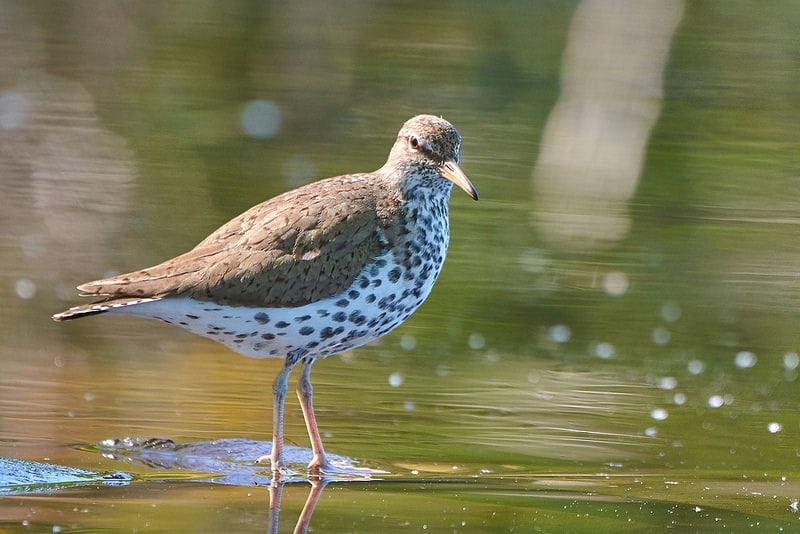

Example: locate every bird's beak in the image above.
[439,160,479,201]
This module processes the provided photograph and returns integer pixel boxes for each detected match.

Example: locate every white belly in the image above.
[113,249,444,359]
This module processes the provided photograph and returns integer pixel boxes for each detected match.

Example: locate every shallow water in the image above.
[2,1,800,532]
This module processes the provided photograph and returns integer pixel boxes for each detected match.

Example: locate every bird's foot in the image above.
[256,453,298,481]
[307,454,384,480]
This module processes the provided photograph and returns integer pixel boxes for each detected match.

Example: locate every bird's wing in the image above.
[77,176,390,308]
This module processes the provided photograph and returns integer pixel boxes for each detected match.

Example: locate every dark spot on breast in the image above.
[276,321,290,328]
[349,312,366,326]
[358,276,369,289]
[262,333,275,340]
[371,279,382,288]
[332,312,346,322]
[316,309,329,317]
[348,290,360,300]
[299,326,315,336]
[235,333,248,339]
[365,294,376,303]
[335,299,349,308]
[387,268,401,283]
[185,314,199,320]
[254,312,270,324]
[320,327,335,340]
[294,315,311,322]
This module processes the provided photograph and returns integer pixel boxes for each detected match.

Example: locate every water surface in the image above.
[2,1,800,531]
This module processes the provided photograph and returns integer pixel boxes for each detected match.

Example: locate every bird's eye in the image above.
[408,136,420,151]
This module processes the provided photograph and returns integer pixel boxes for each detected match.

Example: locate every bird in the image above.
[53,114,478,478]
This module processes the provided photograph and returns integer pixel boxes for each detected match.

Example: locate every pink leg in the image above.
[296,359,328,473]
[296,359,376,477]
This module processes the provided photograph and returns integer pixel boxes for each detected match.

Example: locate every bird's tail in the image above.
[52,297,162,322]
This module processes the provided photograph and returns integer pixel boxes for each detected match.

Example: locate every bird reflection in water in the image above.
[267,478,329,534]
[90,437,378,533]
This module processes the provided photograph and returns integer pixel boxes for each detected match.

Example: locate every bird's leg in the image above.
[296,358,374,478]
[258,356,299,478]
[296,359,327,472]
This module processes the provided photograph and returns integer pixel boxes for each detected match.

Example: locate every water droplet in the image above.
[602,271,629,296]
[660,302,682,323]
[652,327,670,346]
[468,333,485,350]
[767,422,782,434]
[388,372,403,387]
[240,99,281,140]
[592,341,615,359]
[651,408,668,421]
[399,335,416,351]
[14,278,36,299]
[548,324,571,343]
[734,351,757,369]
[687,360,705,375]
[783,352,799,370]
[707,395,724,408]
[657,376,677,390]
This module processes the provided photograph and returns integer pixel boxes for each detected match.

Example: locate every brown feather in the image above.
[77,173,402,308]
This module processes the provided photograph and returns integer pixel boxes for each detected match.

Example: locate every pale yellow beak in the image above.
[439,160,479,201]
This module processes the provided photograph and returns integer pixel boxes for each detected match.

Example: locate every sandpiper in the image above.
[54,114,478,477]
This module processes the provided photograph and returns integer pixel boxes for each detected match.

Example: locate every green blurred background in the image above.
[2,0,800,531]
